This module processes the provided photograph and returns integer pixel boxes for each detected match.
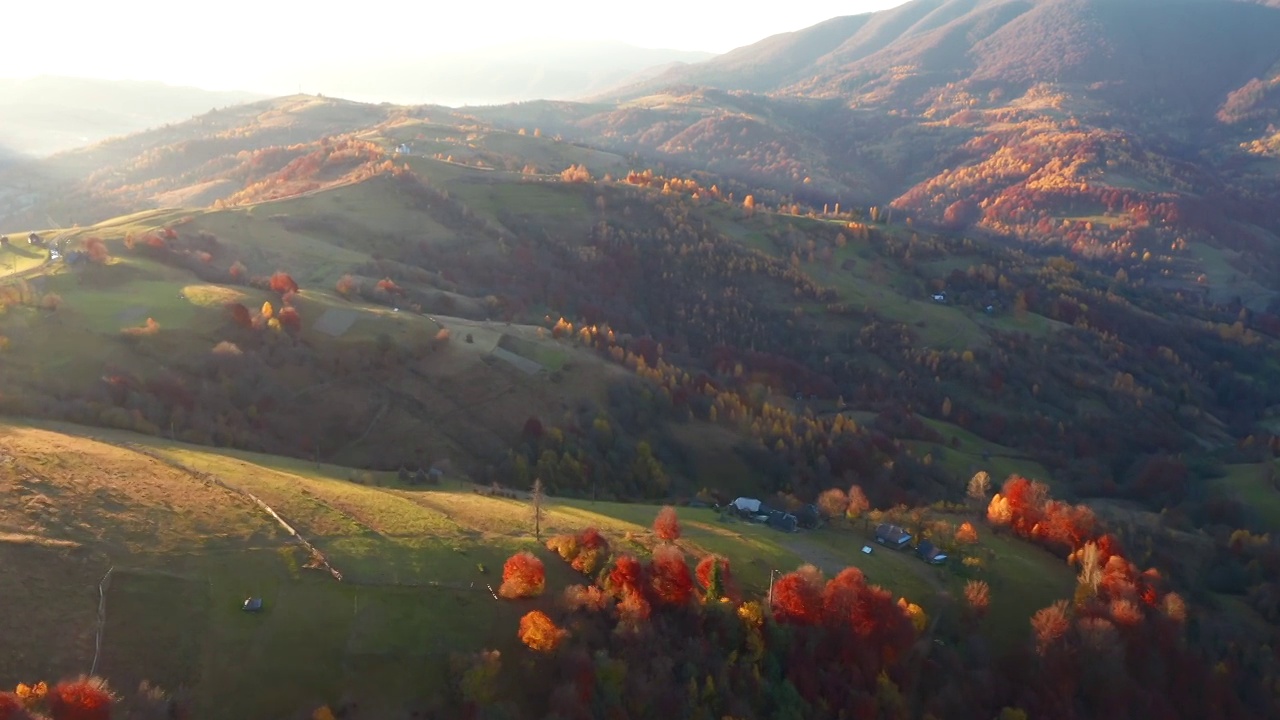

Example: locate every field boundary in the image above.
[90,566,113,676]
[119,442,345,582]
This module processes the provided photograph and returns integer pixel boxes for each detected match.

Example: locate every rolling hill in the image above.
[0,417,1074,718]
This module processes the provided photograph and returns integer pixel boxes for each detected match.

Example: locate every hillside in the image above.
[612,0,1280,113]
[0,417,1077,718]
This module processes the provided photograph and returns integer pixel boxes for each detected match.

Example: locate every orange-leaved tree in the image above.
[498,551,545,599]
[518,610,566,652]
[653,506,681,542]
[964,580,991,620]
[47,676,114,720]
[817,488,848,520]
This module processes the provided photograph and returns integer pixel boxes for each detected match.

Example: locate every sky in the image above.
[4,0,908,94]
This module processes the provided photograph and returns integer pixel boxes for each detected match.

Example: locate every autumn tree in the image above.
[277,306,301,332]
[335,274,358,297]
[226,303,251,328]
[261,301,274,320]
[955,522,979,545]
[772,565,824,625]
[607,555,647,598]
[964,580,990,620]
[650,544,694,605]
[1031,600,1071,656]
[518,610,566,652]
[846,485,870,527]
[968,471,991,504]
[560,164,592,183]
[817,487,848,520]
[563,584,612,612]
[569,527,608,575]
[696,555,736,602]
[269,272,299,295]
[47,676,114,720]
[498,551,546,599]
[0,691,39,720]
[653,506,681,542]
[83,236,109,264]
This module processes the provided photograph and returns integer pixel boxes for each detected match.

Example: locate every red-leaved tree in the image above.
[498,552,545,599]
[607,555,646,598]
[277,306,302,332]
[47,676,114,720]
[649,545,694,606]
[0,692,36,720]
[269,271,299,295]
[772,565,824,625]
[653,506,680,542]
[695,555,739,602]
[83,237,109,264]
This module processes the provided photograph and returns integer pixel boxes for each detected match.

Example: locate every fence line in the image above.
[89,566,113,676]
[121,443,344,582]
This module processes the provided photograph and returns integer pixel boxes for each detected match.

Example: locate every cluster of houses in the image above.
[874,523,948,564]
[721,496,951,565]
[727,497,814,533]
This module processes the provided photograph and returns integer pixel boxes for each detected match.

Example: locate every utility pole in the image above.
[767,569,778,608]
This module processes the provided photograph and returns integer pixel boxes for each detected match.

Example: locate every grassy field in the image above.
[0,241,47,277]
[0,417,1074,717]
[1216,463,1280,531]
[913,417,1054,488]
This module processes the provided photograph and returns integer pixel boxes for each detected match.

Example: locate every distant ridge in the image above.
[0,76,264,156]
[603,0,1280,113]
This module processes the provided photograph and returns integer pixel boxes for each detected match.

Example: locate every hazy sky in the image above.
[6,0,907,93]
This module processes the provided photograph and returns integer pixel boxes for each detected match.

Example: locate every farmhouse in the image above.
[731,497,762,514]
[916,539,948,565]
[875,523,912,550]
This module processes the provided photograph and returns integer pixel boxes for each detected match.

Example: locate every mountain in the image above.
[486,0,1280,312]
[608,0,1280,114]
[0,76,264,156]
[273,41,715,106]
